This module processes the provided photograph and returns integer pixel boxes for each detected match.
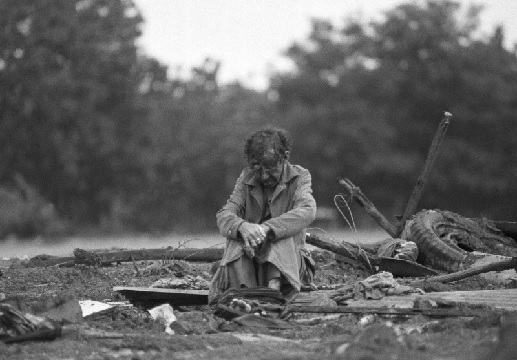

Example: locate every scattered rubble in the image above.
[151,274,210,290]
[329,271,424,305]
[1,245,516,359]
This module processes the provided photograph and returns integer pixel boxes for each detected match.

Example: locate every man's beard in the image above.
[261,177,278,188]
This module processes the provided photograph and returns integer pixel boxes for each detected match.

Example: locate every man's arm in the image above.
[216,171,267,248]
[216,171,247,239]
[263,169,316,240]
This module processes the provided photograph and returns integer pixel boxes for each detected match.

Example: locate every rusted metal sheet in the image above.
[377,257,438,277]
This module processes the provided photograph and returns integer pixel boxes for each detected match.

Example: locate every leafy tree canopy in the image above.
[272,0,517,219]
[0,0,144,221]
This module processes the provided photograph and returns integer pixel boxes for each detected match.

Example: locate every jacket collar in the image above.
[243,161,300,187]
[244,161,300,206]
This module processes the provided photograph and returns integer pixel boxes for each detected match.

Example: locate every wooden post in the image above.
[338,178,398,238]
[396,112,452,237]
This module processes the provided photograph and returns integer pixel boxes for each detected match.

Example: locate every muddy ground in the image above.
[0,250,516,360]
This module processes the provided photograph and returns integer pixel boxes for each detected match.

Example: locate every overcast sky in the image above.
[132,0,517,89]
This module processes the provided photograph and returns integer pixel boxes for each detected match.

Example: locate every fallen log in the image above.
[306,232,438,277]
[77,247,224,265]
[306,232,378,255]
[396,112,452,237]
[411,257,517,285]
[27,247,224,268]
[337,178,398,238]
[305,232,374,271]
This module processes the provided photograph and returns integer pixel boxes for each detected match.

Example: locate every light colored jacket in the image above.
[216,161,316,289]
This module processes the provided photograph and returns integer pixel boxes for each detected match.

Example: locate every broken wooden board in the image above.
[113,287,208,308]
[345,288,517,311]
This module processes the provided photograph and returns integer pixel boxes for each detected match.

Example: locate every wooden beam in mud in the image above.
[305,232,377,255]
[411,257,517,286]
[305,232,372,269]
[337,178,398,238]
[396,112,452,237]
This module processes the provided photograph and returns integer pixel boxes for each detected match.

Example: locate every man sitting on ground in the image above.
[209,126,316,301]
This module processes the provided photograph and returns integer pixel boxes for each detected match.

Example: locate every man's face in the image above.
[249,151,284,188]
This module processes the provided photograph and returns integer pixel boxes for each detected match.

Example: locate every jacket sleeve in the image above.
[263,169,316,240]
[216,170,247,239]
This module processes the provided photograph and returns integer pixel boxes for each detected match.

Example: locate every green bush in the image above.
[0,175,68,239]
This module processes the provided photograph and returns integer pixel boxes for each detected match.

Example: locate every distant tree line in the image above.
[272,1,517,223]
[0,0,516,239]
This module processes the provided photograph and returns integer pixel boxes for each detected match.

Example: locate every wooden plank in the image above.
[345,288,517,311]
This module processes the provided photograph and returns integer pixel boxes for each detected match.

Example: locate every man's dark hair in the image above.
[244,126,292,162]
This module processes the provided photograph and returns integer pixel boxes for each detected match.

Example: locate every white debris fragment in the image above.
[79,300,113,317]
[148,303,177,334]
[358,314,376,326]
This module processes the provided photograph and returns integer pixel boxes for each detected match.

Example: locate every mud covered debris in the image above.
[0,249,516,359]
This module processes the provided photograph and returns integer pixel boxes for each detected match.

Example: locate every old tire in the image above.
[402,210,466,272]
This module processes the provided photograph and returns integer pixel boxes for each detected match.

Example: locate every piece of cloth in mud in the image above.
[211,287,286,320]
[329,271,424,305]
